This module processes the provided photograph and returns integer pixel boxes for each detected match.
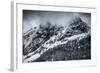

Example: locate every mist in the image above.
[23,10,91,33]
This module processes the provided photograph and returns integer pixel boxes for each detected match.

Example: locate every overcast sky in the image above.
[23,10,91,33]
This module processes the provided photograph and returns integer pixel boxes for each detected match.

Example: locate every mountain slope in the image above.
[23,16,91,63]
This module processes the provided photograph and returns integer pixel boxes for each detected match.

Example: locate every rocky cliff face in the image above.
[23,17,91,63]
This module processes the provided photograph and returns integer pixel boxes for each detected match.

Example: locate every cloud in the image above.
[23,10,91,33]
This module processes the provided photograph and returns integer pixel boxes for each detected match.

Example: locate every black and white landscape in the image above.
[23,10,91,63]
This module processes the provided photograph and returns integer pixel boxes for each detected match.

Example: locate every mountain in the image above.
[23,16,91,63]
[23,22,64,56]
